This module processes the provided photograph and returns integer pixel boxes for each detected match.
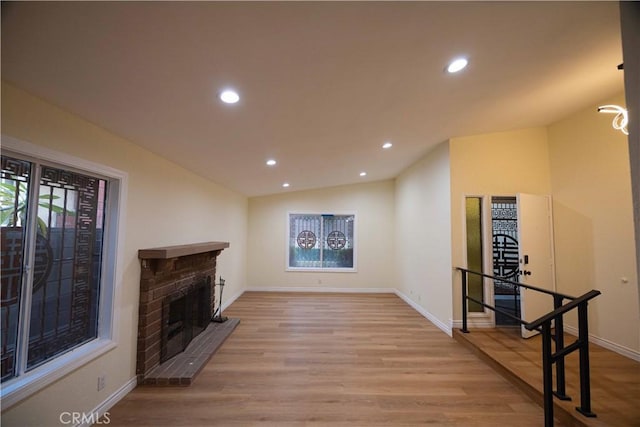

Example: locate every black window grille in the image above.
[1,154,107,382]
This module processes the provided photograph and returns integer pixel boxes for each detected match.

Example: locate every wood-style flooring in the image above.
[454,327,640,427]
[105,292,565,426]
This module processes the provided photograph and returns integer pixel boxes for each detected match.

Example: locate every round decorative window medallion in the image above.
[296,230,317,249]
[326,231,346,250]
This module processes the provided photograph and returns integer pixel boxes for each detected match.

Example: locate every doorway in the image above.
[491,197,520,326]
[464,193,556,335]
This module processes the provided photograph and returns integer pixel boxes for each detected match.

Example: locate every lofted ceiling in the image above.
[1,2,624,197]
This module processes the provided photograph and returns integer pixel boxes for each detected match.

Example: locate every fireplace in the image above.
[136,242,230,385]
[161,277,211,362]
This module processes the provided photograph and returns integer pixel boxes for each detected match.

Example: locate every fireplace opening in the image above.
[161,278,211,363]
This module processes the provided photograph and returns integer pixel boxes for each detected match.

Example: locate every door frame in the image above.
[462,193,556,330]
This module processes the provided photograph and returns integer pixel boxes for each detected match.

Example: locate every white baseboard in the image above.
[564,325,640,362]
[394,289,452,337]
[244,286,395,294]
[79,376,137,427]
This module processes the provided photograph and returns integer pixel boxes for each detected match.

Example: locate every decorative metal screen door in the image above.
[491,197,520,326]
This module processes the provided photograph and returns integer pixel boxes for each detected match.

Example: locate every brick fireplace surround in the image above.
[137,241,238,386]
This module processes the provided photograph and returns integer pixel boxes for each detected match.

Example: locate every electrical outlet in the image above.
[97,375,106,391]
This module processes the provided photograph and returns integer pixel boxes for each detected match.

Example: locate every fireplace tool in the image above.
[211,277,228,323]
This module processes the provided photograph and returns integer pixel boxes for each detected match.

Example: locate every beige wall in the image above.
[247,180,395,289]
[449,127,552,321]
[1,82,248,425]
[395,141,453,331]
[3,77,638,425]
[548,93,639,353]
[447,108,639,357]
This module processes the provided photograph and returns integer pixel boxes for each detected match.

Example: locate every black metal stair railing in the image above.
[456,267,601,427]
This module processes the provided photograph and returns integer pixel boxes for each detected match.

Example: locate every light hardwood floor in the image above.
[105,292,562,426]
[455,327,640,427]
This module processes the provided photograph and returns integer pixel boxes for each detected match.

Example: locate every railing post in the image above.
[541,321,555,427]
[576,302,597,418]
[553,295,570,401]
[461,270,469,333]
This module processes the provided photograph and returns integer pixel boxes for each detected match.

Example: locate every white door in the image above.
[517,194,556,338]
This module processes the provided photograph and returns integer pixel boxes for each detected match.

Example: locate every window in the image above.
[0,138,124,407]
[465,197,484,312]
[288,213,356,271]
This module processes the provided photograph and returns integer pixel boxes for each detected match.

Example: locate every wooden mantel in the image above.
[138,241,230,260]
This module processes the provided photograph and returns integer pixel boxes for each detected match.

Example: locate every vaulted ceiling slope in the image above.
[1,2,624,197]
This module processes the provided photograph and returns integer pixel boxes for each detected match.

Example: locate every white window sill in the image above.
[1,338,117,410]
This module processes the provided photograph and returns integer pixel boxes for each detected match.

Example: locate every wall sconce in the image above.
[597,104,629,135]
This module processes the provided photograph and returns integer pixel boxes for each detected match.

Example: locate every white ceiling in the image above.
[1,2,624,197]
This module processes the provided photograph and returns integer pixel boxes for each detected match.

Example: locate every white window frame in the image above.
[286,211,357,272]
[0,135,128,410]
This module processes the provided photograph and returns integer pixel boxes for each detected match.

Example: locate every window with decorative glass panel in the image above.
[287,213,355,271]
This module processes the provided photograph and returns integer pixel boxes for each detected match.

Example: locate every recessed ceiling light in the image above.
[282,182,290,188]
[219,89,240,104]
[359,172,367,177]
[266,159,277,166]
[382,142,393,149]
[447,57,468,73]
